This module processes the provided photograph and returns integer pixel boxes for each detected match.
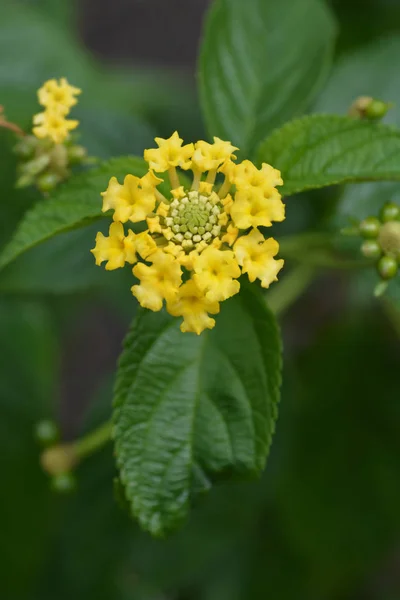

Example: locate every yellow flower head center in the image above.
[159,190,223,251]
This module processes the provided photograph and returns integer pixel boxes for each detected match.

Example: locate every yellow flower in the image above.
[132,251,182,311]
[32,109,78,144]
[93,131,284,333]
[91,222,137,270]
[230,187,284,229]
[168,280,220,334]
[38,78,81,113]
[32,78,81,144]
[144,131,194,172]
[101,174,159,223]
[233,160,283,189]
[193,247,241,302]
[234,228,284,288]
[134,231,158,260]
[192,137,238,171]
[221,224,239,246]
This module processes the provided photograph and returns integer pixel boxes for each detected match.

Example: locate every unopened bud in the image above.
[378,255,398,280]
[34,420,59,447]
[365,99,391,120]
[380,202,400,223]
[67,145,87,164]
[37,172,60,193]
[349,96,392,120]
[359,216,380,239]
[14,135,37,159]
[41,443,78,476]
[51,472,76,494]
[378,221,400,257]
[361,240,381,259]
[24,154,50,177]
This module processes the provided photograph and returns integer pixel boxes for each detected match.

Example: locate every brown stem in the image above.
[0,106,26,137]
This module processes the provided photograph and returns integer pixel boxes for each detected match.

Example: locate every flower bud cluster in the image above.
[358,202,400,295]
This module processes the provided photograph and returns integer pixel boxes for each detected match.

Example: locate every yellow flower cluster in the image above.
[92,132,285,334]
[32,78,81,144]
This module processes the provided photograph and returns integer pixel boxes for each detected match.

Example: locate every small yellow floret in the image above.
[233,160,283,189]
[234,228,284,288]
[221,224,239,246]
[33,109,78,144]
[231,187,285,229]
[132,251,182,311]
[144,131,194,172]
[38,78,81,112]
[193,247,241,302]
[101,173,160,223]
[134,231,158,260]
[192,137,238,172]
[91,222,137,270]
[168,279,220,334]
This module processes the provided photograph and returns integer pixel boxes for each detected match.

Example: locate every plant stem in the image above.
[74,420,113,460]
[266,264,317,316]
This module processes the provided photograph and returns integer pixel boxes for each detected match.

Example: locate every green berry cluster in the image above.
[14,134,93,195]
[359,202,400,294]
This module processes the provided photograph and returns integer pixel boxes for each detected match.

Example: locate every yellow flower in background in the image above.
[38,78,81,113]
[32,78,81,144]
[92,131,285,334]
[32,108,79,145]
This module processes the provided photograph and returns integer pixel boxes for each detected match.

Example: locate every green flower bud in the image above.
[34,419,59,447]
[51,472,76,494]
[365,99,391,120]
[349,96,392,120]
[380,202,400,223]
[378,255,398,280]
[378,221,400,257]
[37,172,60,193]
[361,240,381,259]
[13,136,37,159]
[15,173,35,189]
[359,216,380,239]
[24,154,50,177]
[67,145,87,164]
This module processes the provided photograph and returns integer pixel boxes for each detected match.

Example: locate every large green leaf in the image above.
[199,0,336,156]
[0,157,148,270]
[113,284,282,536]
[258,115,400,196]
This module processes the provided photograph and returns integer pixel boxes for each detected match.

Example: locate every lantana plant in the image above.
[2,0,400,540]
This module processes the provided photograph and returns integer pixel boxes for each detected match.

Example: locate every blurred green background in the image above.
[1,0,400,598]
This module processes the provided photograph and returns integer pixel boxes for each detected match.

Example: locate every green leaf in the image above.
[113,284,282,536]
[316,37,400,223]
[258,115,400,196]
[315,37,400,122]
[199,0,336,156]
[0,223,132,295]
[0,157,149,270]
